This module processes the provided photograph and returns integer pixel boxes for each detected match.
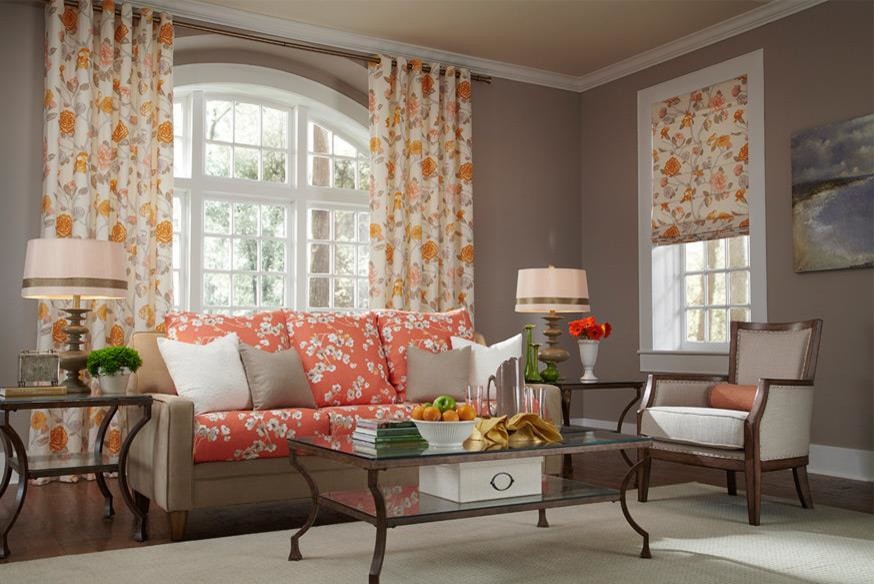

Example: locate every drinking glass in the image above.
[466,384,484,416]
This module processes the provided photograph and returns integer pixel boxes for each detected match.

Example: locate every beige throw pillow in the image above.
[406,345,471,403]
[239,344,316,410]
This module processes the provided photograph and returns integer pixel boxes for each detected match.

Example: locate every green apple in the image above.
[432,395,456,413]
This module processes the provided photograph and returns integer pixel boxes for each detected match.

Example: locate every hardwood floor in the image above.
[1,451,871,563]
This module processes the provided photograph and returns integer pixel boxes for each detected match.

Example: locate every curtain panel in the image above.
[31,0,174,478]
[367,56,475,316]
[651,74,750,246]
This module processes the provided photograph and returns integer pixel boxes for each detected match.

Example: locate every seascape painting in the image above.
[791,114,874,272]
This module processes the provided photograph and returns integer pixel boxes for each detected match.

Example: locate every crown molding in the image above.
[152,0,826,94]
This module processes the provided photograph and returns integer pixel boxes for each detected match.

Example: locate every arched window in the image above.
[171,64,370,314]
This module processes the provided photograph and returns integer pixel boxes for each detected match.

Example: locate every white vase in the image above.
[98,369,131,394]
[578,340,600,382]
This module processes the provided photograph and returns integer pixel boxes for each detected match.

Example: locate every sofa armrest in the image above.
[128,393,195,512]
[749,379,814,461]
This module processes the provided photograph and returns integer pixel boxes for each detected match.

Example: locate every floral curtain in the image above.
[31,0,174,480]
[651,74,749,246]
[367,56,475,315]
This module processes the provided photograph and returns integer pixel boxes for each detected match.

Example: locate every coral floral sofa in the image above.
[127,308,561,540]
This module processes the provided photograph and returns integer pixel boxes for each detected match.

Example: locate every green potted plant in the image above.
[86,346,143,395]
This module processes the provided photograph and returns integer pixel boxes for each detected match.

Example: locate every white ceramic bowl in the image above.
[412,419,477,448]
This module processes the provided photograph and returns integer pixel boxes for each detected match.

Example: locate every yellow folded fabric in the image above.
[470,414,562,446]
[471,416,509,445]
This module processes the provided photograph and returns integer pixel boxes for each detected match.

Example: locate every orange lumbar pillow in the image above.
[708,383,758,411]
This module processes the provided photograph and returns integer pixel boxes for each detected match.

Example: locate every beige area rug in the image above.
[5,483,873,583]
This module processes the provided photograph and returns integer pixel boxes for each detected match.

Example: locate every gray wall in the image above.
[576,0,874,452]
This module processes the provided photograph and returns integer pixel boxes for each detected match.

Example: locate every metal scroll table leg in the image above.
[617,387,643,467]
[117,404,151,542]
[0,421,28,560]
[0,425,12,501]
[619,458,652,559]
[95,404,119,518]
[561,388,573,478]
[368,469,387,584]
[288,450,319,561]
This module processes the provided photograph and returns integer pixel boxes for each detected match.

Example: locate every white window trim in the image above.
[637,49,767,373]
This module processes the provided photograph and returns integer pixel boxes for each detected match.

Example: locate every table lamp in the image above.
[21,238,128,393]
[515,267,589,382]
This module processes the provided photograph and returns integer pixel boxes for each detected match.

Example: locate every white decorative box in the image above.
[418,457,543,503]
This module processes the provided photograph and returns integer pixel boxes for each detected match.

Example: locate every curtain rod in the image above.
[53,0,492,83]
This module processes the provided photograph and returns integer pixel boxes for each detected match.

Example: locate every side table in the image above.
[0,393,153,560]
[553,380,645,476]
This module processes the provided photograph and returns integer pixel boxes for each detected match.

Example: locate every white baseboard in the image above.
[570,417,874,483]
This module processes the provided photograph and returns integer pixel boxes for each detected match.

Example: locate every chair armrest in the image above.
[128,393,195,512]
[748,379,814,461]
[639,373,727,410]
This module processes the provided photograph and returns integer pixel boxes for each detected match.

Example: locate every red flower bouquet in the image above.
[569,316,613,341]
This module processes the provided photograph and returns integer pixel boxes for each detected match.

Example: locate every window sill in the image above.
[638,350,729,375]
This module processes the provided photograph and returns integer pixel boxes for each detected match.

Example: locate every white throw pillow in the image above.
[157,333,250,415]
[451,334,523,387]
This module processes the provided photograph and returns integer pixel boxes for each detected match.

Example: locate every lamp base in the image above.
[59,307,91,394]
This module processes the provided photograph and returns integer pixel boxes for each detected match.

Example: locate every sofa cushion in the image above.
[641,406,747,450]
[285,311,397,407]
[239,344,316,410]
[322,404,416,437]
[406,345,471,403]
[376,308,474,400]
[165,310,290,352]
[193,408,329,463]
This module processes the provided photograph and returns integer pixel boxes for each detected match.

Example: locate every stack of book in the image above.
[0,385,67,398]
[352,419,427,456]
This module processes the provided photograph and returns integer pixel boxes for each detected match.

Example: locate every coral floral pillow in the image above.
[165,311,290,352]
[376,308,475,400]
[285,311,397,407]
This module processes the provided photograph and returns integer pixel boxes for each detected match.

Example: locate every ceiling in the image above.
[193,0,769,77]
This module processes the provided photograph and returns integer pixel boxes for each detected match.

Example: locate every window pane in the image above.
[234,102,260,145]
[335,244,355,275]
[357,246,369,277]
[204,201,231,234]
[334,158,355,189]
[173,102,184,136]
[262,240,285,272]
[708,309,727,343]
[707,273,727,305]
[729,271,750,305]
[204,237,230,269]
[309,243,330,274]
[358,160,370,191]
[686,309,704,342]
[234,146,259,180]
[684,241,704,272]
[335,210,355,242]
[233,273,257,307]
[730,307,750,324]
[204,273,230,306]
[205,143,231,177]
[262,205,285,237]
[310,156,330,186]
[262,150,286,183]
[233,238,258,271]
[172,271,181,306]
[706,238,726,269]
[335,278,354,309]
[356,279,369,310]
[172,237,181,269]
[309,209,330,240]
[309,277,330,308]
[309,123,330,154]
[262,107,287,149]
[174,137,188,178]
[684,275,704,306]
[261,275,284,307]
[357,212,370,243]
[334,135,357,157]
[205,100,232,142]
[234,203,258,235]
[728,236,749,268]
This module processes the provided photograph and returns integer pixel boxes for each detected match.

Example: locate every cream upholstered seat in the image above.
[636,320,822,526]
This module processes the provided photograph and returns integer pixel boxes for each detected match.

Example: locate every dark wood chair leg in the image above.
[169,510,188,541]
[743,460,761,526]
[726,470,737,496]
[637,448,651,503]
[792,466,814,509]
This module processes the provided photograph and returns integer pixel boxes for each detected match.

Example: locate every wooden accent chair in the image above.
[636,320,823,525]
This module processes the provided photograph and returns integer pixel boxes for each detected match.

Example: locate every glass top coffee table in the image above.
[287,427,653,583]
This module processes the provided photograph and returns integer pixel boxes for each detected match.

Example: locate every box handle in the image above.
[490,472,515,492]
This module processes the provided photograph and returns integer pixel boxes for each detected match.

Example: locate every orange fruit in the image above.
[411,405,425,421]
[456,404,476,421]
[442,409,459,422]
[422,406,442,421]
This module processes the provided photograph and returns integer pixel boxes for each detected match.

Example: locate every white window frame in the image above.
[637,50,767,373]
[172,64,370,314]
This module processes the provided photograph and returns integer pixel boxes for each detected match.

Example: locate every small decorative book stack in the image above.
[352,420,426,456]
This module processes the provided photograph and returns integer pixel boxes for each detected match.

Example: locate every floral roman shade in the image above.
[367,56,475,315]
[651,75,750,246]
[31,0,174,478]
